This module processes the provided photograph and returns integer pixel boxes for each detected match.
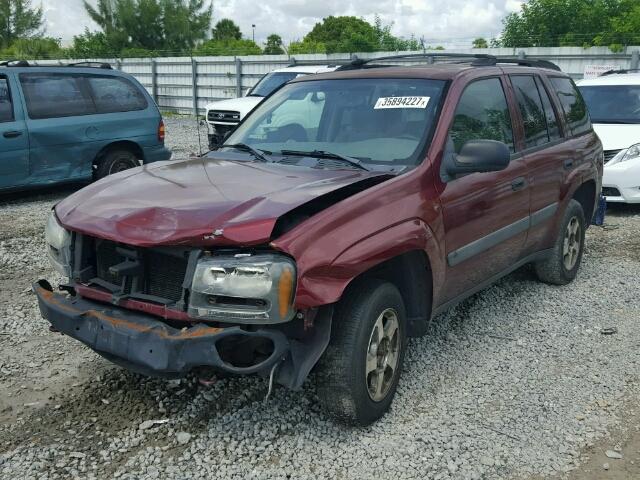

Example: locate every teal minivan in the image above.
[0,61,171,191]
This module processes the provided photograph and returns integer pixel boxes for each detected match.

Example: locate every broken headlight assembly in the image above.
[189,253,296,324]
[45,210,72,277]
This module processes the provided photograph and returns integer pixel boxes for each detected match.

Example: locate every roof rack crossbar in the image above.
[601,68,640,76]
[66,61,112,69]
[338,53,561,72]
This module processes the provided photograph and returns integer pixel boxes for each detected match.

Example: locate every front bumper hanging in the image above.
[33,280,290,378]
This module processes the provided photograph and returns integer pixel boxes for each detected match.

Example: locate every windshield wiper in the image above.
[279,149,371,171]
[222,143,270,163]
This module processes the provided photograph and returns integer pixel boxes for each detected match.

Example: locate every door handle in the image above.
[511,177,526,191]
[3,130,22,139]
[563,159,574,169]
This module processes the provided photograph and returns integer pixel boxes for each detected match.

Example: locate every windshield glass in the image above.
[249,72,307,97]
[579,85,640,124]
[227,78,446,166]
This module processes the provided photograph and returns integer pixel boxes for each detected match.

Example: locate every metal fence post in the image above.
[191,57,198,116]
[518,50,526,60]
[150,59,158,104]
[631,50,640,70]
[115,59,122,70]
[235,57,242,98]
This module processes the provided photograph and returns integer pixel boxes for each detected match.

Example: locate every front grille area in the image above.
[207,110,241,122]
[602,187,621,197]
[94,240,189,304]
[604,149,622,163]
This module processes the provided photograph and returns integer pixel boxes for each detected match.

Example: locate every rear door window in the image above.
[0,77,13,122]
[549,77,591,136]
[449,77,515,153]
[510,75,549,148]
[535,77,562,141]
[19,73,95,119]
[87,76,147,113]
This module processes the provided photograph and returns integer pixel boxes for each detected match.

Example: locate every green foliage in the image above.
[289,15,416,54]
[472,37,488,48]
[0,0,43,49]
[212,18,241,41]
[4,36,61,59]
[194,38,262,56]
[67,29,114,58]
[500,0,640,48]
[264,34,285,55]
[83,0,212,56]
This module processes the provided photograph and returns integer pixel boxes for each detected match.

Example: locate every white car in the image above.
[204,65,337,148]
[578,71,640,203]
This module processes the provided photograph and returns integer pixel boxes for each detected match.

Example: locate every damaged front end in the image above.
[36,211,332,389]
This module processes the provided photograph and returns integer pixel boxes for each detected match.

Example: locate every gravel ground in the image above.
[1,118,640,479]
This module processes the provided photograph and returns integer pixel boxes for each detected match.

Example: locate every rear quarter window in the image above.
[0,77,13,122]
[549,77,591,136]
[19,73,96,119]
[88,75,148,113]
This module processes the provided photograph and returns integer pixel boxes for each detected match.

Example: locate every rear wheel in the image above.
[534,199,586,285]
[316,279,406,425]
[95,149,139,180]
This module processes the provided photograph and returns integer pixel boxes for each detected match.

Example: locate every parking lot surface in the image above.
[1,118,639,479]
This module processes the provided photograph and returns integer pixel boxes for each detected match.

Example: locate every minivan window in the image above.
[88,76,147,113]
[549,77,590,136]
[535,77,562,141]
[578,85,640,124]
[511,75,549,148]
[449,78,515,153]
[0,77,13,122]
[227,78,446,166]
[20,74,95,119]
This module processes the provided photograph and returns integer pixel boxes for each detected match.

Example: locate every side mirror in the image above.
[444,139,510,177]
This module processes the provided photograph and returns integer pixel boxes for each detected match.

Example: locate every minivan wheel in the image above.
[316,279,406,425]
[534,199,586,285]
[95,149,140,179]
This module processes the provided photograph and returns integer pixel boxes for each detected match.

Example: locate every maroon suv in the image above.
[35,54,602,425]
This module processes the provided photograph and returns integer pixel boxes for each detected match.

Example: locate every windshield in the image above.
[579,85,640,124]
[227,78,446,167]
[248,72,307,97]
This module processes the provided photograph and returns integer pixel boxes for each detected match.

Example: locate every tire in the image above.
[316,279,407,425]
[95,149,140,180]
[534,199,586,285]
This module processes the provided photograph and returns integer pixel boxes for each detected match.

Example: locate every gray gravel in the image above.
[1,118,639,479]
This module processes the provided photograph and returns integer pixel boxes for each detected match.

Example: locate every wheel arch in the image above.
[572,179,597,226]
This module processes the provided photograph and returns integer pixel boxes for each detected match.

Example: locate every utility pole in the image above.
[252,24,256,43]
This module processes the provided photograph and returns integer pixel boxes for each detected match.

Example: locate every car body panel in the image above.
[0,71,30,186]
[55,154,388,248]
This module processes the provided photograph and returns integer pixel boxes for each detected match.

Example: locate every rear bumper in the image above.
[33,280,289,378]
[143,145,172,163]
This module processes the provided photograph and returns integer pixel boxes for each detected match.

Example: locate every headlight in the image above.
[189,253,296,324]
[610,143,640,164]
[45,210,71,277]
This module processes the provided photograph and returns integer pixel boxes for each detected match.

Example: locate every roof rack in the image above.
[337,53,561,72]
[0,59,30,67]
[0,60,112,69]
[601,68,640,76]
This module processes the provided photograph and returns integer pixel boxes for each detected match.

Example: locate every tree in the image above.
[212,18,241,41]
[472,37,488,48]
[0,0,43,49]
[499,0,638,48]
[67,29,115,58]
[195,38,261,56]
[263,34,284,54]
[84,0,212,55]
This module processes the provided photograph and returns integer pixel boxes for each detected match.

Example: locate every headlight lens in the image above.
[610,143,640,164]
[189,253,296,323]
[45,211,72,277]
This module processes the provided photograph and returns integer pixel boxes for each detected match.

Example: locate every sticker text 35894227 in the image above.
[374,96,430,109]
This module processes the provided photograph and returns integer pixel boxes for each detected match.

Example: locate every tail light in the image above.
[158,119,166,143]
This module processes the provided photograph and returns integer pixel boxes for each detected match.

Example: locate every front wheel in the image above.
[316,280,407,425]
[534,199,586,285]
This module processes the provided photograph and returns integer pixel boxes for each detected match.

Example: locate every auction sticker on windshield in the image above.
[374,96,430,109]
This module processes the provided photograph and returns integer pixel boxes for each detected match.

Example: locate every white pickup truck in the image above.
[205,65,337,148]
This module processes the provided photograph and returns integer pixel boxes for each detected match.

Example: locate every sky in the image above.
[42,0,525,47]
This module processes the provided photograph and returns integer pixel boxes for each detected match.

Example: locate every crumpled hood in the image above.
[55,156,385,247]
